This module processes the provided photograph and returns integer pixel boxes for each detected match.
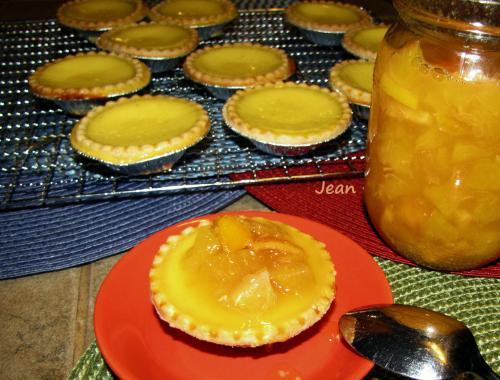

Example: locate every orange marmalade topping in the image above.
[183,215,315,313]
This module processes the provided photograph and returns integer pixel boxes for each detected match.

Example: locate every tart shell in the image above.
[28,51,151,101]
[149,217,336,347]
[57,0,148,32]
[341,24,389,61]
[149,0,237,28]
[96,22,199,59]
[183,43,295,88]
[285,1,372,33]
[329,59,372,106]
[69,94,210,166]
[223,82,352,147]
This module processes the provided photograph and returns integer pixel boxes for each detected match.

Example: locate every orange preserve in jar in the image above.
[365,0,500,270]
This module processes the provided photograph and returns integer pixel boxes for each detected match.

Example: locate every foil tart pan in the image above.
[195,20,234,40]
[250,140,323,157]
[195,81,246,100]
[225,121,338,157]
[60,25,107,43]
[185,60,296,100]
[74,135,206,176]
[34,85,148,116]
[291,25,344,46]
[85,149,186,175]
[184,71,245,99]
[351,102,370,120]
[137,55,185,74]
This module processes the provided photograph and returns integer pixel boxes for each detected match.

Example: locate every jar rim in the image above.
[394,0,500,37]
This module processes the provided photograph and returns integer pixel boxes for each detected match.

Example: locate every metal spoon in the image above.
[339,304,499,380]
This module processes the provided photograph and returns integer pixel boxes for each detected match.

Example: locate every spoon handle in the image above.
[466,358,500,380]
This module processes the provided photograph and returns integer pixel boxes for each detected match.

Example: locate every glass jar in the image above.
[365,0,500,270]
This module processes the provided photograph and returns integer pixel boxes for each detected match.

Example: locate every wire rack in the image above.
[0,7,367,211]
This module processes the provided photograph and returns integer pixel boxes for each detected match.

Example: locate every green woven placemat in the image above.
[68,258,500,380]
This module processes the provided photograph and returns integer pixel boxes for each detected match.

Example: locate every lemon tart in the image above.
[29,51,150,115]
[57,0,147,32]
[223,82,352,155]
[70,95,210,174]
[342,24,389,61]
[285,1,372,46]
[183,43,295,99]
[96,22,199,73]
[149,0,237,39]
[329,59,373,119]
[150,214,336,347]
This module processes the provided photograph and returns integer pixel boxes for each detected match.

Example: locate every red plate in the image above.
[94,211,393,380]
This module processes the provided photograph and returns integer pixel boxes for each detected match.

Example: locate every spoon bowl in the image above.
[339,304,499,380]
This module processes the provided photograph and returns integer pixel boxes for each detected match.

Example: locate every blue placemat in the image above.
[0,189,244,279]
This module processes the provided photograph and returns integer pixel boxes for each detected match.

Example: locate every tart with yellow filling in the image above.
[150,214,336,347]
[183,43,295,99]
[96,22,198,73]
[70,95,210,173]
[29,51,150,115]
[329,59,373,119]
[342,24,389,61]
[149,0,237,39]
[223,82,352,155]
[285,1,372,46]
[57,0,147,32]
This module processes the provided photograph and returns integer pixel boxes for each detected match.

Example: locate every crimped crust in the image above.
[96,22,198,59]
[329,59,372,106]
[57,0,147,32]
[285,1,372,33]
[28,51,151,100]
[70,94,210,165]
[223,82,352,146]
[149,217,336,347]
[341,24,389,61]
[149,0,237,27]
[183,43,294,88]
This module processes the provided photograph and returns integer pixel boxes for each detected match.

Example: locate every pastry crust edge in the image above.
[223,82,352,146]
[149,0,237,27]
[96,21,199,59]
[285,0,373,33]
[69,94,210,164]
[183,42,295,88]
[28,51,151,100]
[149,217,336,347]
[329,59,372,106]
[341,24,389,61]
[57,0,147,31]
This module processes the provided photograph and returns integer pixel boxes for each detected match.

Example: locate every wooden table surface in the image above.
[0,1,396,379]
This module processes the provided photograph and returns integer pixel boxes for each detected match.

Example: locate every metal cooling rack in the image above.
[0,9,367,210]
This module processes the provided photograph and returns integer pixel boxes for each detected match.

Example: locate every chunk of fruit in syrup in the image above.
[229,269,277,312]
[183,225,221,271]
[270,261,313,295]
[187,216,314,311]
[216,215,253,252]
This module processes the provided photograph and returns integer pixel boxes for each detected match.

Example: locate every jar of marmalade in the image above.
[364,0,500,270]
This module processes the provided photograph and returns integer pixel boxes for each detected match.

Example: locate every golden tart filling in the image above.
[183,43,294,88]
[223,82,352,146]
[149,0,237,27]
[57,0,147,31]
[150,214,336,347]
[329,59,374,106]
[29,51,150,100]
[285,1,372,33]
[96,22,198,59]
[342,24,389,61]
[70,95,210,165]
